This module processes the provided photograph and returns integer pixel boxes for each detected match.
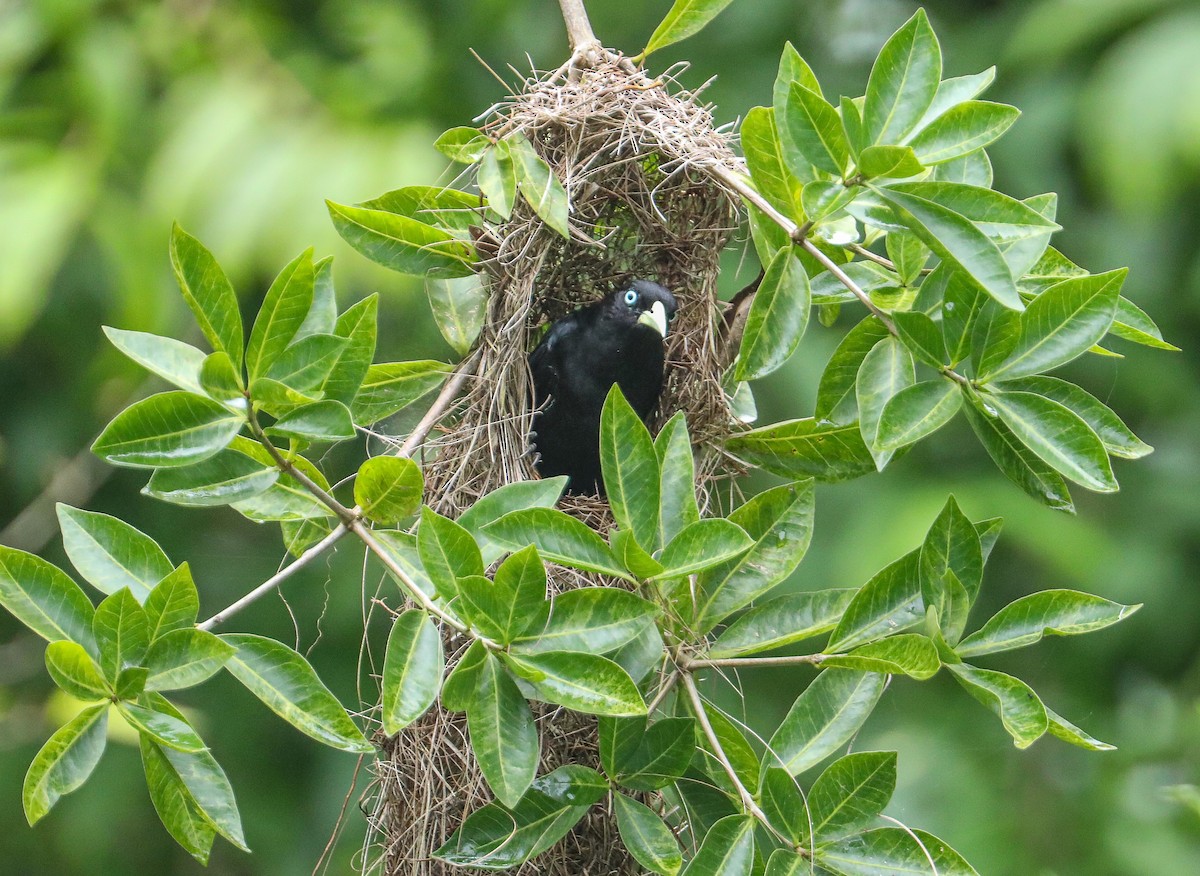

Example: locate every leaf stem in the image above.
[686,653,826,670]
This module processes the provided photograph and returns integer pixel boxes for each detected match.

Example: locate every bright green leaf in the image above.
[956,589,1139,658]
[483,508,632,580]
[614,793,682,876]
[467,653,538,807]
[506,650,645,717]
[600,385,661,551]
[948,663,1047,749]
[169,224,243,371]
[45,641,109,700]
[767,670,886,776]
[862,9,942,145]
[23,704,108,826]
[92,391,243,469]
[247,248,314,381]
[145,629,235,691]
[103,327,206,395]
[381,610,444,734]
[326,200,475,278]
[355,457,423,525]
[735,246,811,382]
[709,588,856,658]
[643,0,736,57]
[351,360,449,425]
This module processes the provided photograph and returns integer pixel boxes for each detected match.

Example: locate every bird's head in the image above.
[607,279,678,339]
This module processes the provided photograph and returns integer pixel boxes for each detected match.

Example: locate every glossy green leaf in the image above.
[742,107,804,218]
[351,360,449,425]
[119,702,206,753]
[103,327,207,395]
[457,478,567,564]
[807,750,897,841]
[467,653,538,807]
[322,294,378,405]
[891,309,945,366]
[823,634,941,680]
[783,82,849,175]
[987,391,1117,492]
[363,186,482,235]
[709,588,856,658]
[477,143,517,220]
[932,147,994,186]
[948,663,1047,748]
[862,9,942,145]
[326,200,475,278]
[441,639,487,712]
[513,586,657,655]
[885,232,930,286]
[726,418,878,482]
[169,224,244,371]
[0,546,96,651]
[247,248,314,381]
[857,145,924,180]
[600,385,661,551]
[139,734,247,852]
[963,397,1074,512]
[940,269,988,366]
[263,333,348,392]
[45,640,109,700]
[611,716,695,790]
[114,666,148,700]
[427,275,486,355]
[145,449,279,507]
[1045,707,1116,752]
[802,180,857,224]
[145,629,235,691]
[614,525,667,580]
[982,270,1125,381]
[643,0,736,57]
[996,375,1151,459]
[735,246,811,382]
[680,814,756,876]
[768,670,886,776]
[1110,295,1178,351]
[456,574,517,643]
[828,551,922,652]
[759,767,806,844]
[908,100,1019,165]
[296,256,337,341]
[956,589,1138,658]
[483,508,631,580]
[913,67,996,131]
[695,481,815,630]
[92,588,148,682]
[918,496,982,642]
[815,316,890,422]
[614,793,682,876]
[506,650,645,717]
[220,633,373,753]
[23,703,108,826]
[435,126,490,164]
[857,336,915,468]
[655,413,701,546]
[418,506,484,601]
[139,735,216,864]
[56,504,173,603]
[434,765,606,869]
[247,377,320,419]
[508,134,570,238]
[876,379,961,451]
[266,400,354,442]
[766,849,808,876]
[144,564,199,642]
[651,518,753,581]
[381,610,443,734]
[92,391,243,469]
[494,545,549,637]
[355,457,423,525]
[818,827,978,876]
[693,702,761,796]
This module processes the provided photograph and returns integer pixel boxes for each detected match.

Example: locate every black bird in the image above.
[529,279,678,494]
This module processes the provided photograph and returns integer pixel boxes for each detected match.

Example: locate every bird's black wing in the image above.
[529,316,580,405]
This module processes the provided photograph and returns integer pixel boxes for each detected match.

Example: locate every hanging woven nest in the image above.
[367,53,744,875]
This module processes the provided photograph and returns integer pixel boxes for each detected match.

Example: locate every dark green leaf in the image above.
[643,0,736,57]
[326,200,475,278]
[828,551,922,652]
[103,327,206,395]
[145,629,235,691]
[614,793,683,876]
[885,232,930,286]
[600,385,661,551]
[247,248,314,381]
[23,704,108,826]
[381,610,443,734]
[92,391,243,469]
[265,333,349,392]
[818,827,978,875]
[513,586,657,655]
[735,246,811,381]
[862,9,942,145]
[892,310,945,366]
[693,702,760,795]
[418,506,485,601]
[355,457,423,525]
[613,717,695,790]
[806,750,897,841]
[726,418,878,482]
[948,663,1047,749]
[483,508,631,580]
[221,633,373,753]
[908,101,1019,165]
[169,224,244,371]
[655,413,701,546]
[506,650,645,717]
[45,641,109,700]
[467,653,538,807]
[987,391,1117,492]
[767,671,886,775]
[441,639,487,713]
[956,589,1139,658]
[815,316,890,422]
[963,397,1074,512]
[709,588,856,658]
[876,379,961,451]
[857,336,915,468]
[801,180,857,223]
[351,360,449,425]
[680,814,755,876]
[760,767,806,843]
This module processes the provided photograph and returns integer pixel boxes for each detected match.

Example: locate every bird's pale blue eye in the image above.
[623,289,638,306]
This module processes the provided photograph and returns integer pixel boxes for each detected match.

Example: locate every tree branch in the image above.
[686,653,826,670]
[557,0,598,53]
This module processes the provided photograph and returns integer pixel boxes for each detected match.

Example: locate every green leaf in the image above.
[1110,295,1179,351]
[145,629,236,691]
[655,413,701,546]
[857,336,915,468]
[807,750,897,841]
[351,360,449,425]
[862,9,942,146]
[115,666,149,700]
[434,765,606,869]
[940,268,988,366]
[680,815,755,876]
[119,702,206,753]
[818,827,979,876]
[782,83,849,176]
[435,126,490,164]
[457,575,517,643]
[145,449,279,507]
[1045,707,1116,752]
[467,653,538,807]
[913,67,996,132]
[981,270,1126,381]
[144,564,199,642]
[766,849,807,876]
[908,101,1019,165]
[600,385,661,550]
[742,107,804,218]
[642,0,736,57]
[759,767,806,843]
[823,634,941,680]
[775,41,823,104]
[139,734,247,853]
[23,703,108,825]
[614,794,682,876]
[891,310,945,366]
[381,610,444,734]
[93,391,243,469]
[427,275,486,355]
[918,496,982,642]
[55,505,173,603]
[651,519,753,581]
[266,400,355,442]
[262,333,348,393]
[103,327,206,395]
[963,398,1074,512]
[768,671,886,776]
[726,418,877,483]
[323,294,379,405]
[948,663,1047,749]
[506,651,645,717]
[0,547,96,651]
[220,634,373,753]
[857,145,924,180]
[508,134,570,238]
[247,248,314,381]
[735,246,811,382]
[139,736,216,864]
[829,551,922,652]
[477,143,517,220]
[815,316,890,423]
[355,457,423,525]
[695,481,816,630]
[483,508,631,580]
[513,586,657,655]
[92,588,149,682]
[876,380,961,451]
[996,375,1151,459]
[458,478,568,565]
[441,639,487,712]
[363,186,482,235]
[613,528,665,582]
[326,200,475,278]
[297,256,337,340]
[886,233,930,287]
[45,641,110,700]
[710,589,856,658]
[873,186,1019,311]
[611,717,695,790]
[956,589,1138,658]
[932,147,993,186]
[693,703,761,795]
[492,545,549,639]
[418,506,484,601]
[986,391,1117,492]
[169,224,243,371]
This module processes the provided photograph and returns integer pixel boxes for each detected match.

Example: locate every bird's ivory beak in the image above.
[638,301,669,338]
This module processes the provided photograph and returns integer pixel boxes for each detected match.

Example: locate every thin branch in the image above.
[686,653,826,670]
[394,350,480,458]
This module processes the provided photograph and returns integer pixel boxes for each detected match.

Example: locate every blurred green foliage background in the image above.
[1,0,1197,873]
